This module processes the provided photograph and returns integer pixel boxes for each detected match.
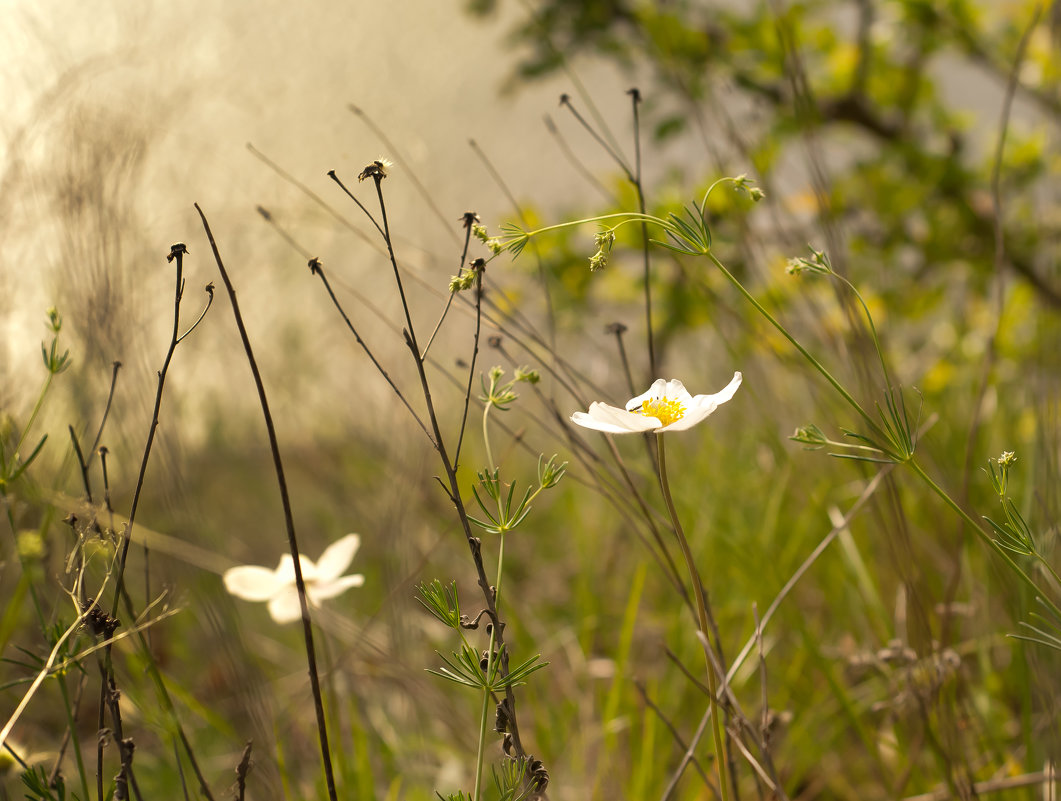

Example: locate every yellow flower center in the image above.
[636,397,686,427]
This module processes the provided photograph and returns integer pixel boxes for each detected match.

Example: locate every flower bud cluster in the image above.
[589,229,616,271]
[786,248,832,277]
[472,222,503,255]
[733,173,766,202]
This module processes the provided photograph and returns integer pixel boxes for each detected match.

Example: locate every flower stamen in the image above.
[636,397,686,427]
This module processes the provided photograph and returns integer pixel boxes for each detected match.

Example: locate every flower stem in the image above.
[706,252,876,434]
[656,433,731,801]
[197,207,336,801]
[474,533,506,801]
[482,402,495,473]
[907,459,1061,619]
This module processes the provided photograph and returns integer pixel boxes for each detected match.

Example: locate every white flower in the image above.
[223,534,365,624]
[571,373,742,434]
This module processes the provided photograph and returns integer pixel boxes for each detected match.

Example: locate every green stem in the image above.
[832,273,894,394]
[706,252,877,434]
[13,374,53,457]
[482,403,495,473]
[474,533,506,801]
[516,212,660,240]
[57,673,91,801]
[656,433,731,801]
[908,460,1061,619]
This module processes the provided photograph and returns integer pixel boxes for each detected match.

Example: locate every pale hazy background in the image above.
[1,0,640,442]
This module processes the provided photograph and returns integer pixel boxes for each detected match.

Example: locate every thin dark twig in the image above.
[697,631,779,800]
[246,143,382,253]
[468,138,557,355]
[108,243,184,613]
[48,671,87,795]
[606,322,637,399]
[634,680,714,789]
[195,205,338,801]
[628,87,657,380]
[89,361,122,459]
[176,284,215,345]
[373,179,419,342]
[363,174,530,759]
[327,170,385,239]
[752,604,788,799]
[542,114,615,203]
[90,242,216,800]
[559,94,633,180]
[309,258,435,445]
[99,447,113,520]
[235,741,253,801]
[422,213,477,359]
[348,102,462,245]
[95,675,105,801]
[69,425,92,504]
[173,738,191,801]
[256,206,312,259]
[97,245,187,793]
[453,261,484,470]
[665,646,711,696]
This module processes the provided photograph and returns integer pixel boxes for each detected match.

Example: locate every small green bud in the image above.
[449,272,477,292]
[733,173,765,202]
[786,247,831,277]
[538,454,568,489]
[593,230,616,250]
[589,250,608,271]
[514,366,540,384]
[791,424,828,449]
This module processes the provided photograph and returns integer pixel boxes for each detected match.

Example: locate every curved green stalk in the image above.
[829,272,894,395]
[656,433,730,801]
[908,460,1061,619]
[13,374,54,458]
[706,252,876,434]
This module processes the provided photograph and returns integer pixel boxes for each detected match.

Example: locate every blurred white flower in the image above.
[571,373,742,434]
[223,534,365,624]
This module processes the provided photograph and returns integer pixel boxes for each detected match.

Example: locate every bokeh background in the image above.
[3,0,1061,799]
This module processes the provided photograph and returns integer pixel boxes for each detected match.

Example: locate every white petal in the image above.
[659,403,718,431]
[661,379,693,405]
[683,369,742,407]
[267,587,304,624]
[277,553,318,582]
[314,534,361,582]
[223,565,286,601]
[662,372,742,431]
[308,574,365,602]
[572,402,661,434]
[625,378,669,411]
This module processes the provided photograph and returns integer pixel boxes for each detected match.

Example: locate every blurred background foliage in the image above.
[2,0,1061,799]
